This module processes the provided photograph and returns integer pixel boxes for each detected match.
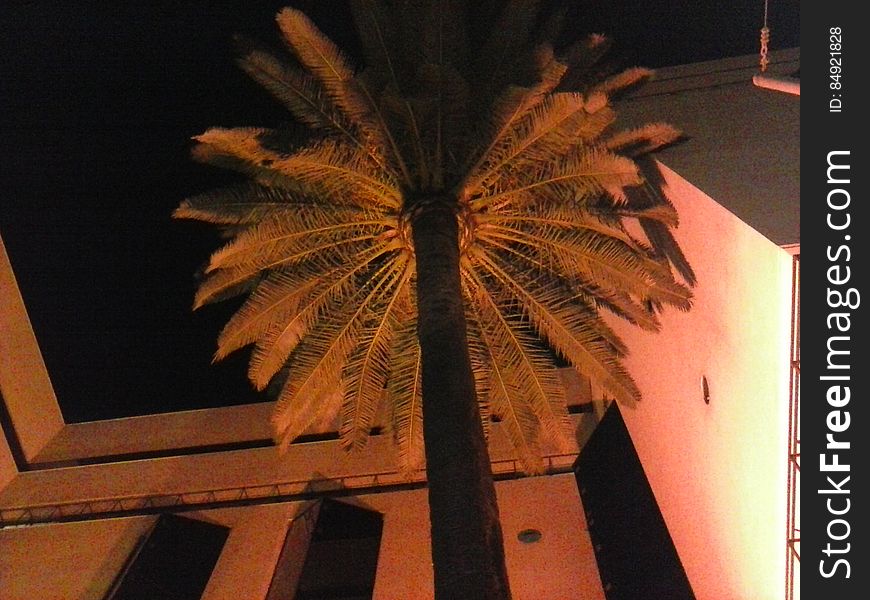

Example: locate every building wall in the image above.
[613,164,792,600]
[0,431,15,493]
[0,507,299,600]
[0,516,154,600]
[0,58,797,598]
[366,475,604,600]
[0,164,794,600]
[495,476,604,600]
[618,49,800,246]
[33,403,276,464]
[191,504,301,600]
[0,474,602,600]
[0,235,64,465]
[29,370,592,466]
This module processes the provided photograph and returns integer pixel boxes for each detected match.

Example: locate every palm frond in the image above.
[477,203,639,247]
[462,273,547,472]
[462,45,568,191]
[341,258,414,450]
[475,205,671,332]
[354,78,415,186]
[591,67,653,99]
[271,252,409,446]
[273,379,345,452]
[235,42,358,139]
[387,294,425,475]
[214,241,394,360]
[247,241,403,389]
[466,92,619,195]
[464,266,571,451]
[565,97,615,142]
[463,92,585,194]
[474,231,660,336]
[463,295,493,440]
[275,8,358,112]
[216,269,308,361]
[194,129,401,210]
[605,123,682,157]
[350,0,428,186]
[476,220,691,310]
[194,226,390,309]
[474,147,641,209]
[469,246,642,406]
[205,204,392,272]
[191,136,302,190]
[276,8,411,182]
[175,183,305,226]
[192,270,262,310]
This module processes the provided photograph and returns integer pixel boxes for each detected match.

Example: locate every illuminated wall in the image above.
[0,163,794,600]
[0,52,797,595]
[0,235,64,467]
[0,474,602,600]
[0,517,154,600]
[612,164,793,600]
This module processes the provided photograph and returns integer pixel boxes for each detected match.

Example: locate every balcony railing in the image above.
[785,253,800,600]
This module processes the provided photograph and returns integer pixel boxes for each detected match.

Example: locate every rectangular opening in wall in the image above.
[286,499,384,600]
[105,513,229,600]
[0,387,28,471]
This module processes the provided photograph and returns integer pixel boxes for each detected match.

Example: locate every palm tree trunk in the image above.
[410,197,512,600]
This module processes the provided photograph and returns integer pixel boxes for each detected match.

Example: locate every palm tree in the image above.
[174,2,692,598]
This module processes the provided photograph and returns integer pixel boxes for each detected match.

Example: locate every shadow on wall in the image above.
[574,403,696,600]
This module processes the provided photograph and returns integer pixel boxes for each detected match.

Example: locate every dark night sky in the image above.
[0,1,799,423]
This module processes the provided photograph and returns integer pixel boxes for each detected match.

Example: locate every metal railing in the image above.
[785,253,800,600]
[0,453,578,527]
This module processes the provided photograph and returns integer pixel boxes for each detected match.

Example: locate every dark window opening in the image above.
[268,499,383,600]
[574,403,695,600]
[105,513,229,600]
[0,388,28,471]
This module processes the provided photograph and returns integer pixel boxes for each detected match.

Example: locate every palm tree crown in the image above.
[174,2,693,474]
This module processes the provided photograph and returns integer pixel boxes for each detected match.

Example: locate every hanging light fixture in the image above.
[752,0,801,95]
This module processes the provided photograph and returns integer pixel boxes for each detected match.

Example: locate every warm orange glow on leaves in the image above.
[175,6,692,473]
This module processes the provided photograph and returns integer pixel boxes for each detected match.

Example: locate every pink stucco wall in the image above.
[613,164,792,600]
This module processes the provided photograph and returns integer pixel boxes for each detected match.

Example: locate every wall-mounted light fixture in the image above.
[517,529,542,544]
